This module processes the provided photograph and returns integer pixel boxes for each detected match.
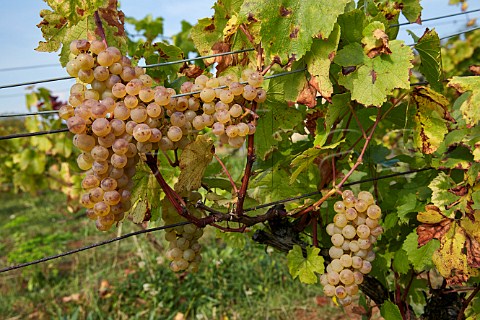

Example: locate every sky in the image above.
[0,1,478,115]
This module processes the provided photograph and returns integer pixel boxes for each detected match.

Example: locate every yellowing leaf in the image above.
[432,223,479,284]
[174,135,214,194]
[305,24,341,100]
[361,22,391,58]
[417,206,446,224]
[449,76,480,126]
[287,245,325,284]
[411,87,451,154]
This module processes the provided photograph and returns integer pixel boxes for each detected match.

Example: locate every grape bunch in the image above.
[320,190,384,306]
[162,195,204,273]
[61,39,265,231]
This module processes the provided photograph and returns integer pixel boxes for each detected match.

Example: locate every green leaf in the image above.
[396,192,418,223]
[256,78,305,160]
[380,301,403,320]
[336,40,413,106]
[305,24,340,100]
[337,9,366,45]
[240,0,349,63]
[449,76,480,126]
[287,245,324,284]
[174,135,214,194]
[414,29,443,92]
[393,249,410,274]
[403,231,439,271]
[399,0,422,23]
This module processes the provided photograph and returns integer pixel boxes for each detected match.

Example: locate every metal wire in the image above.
[408,26,480,46]
[0,68,307,120]
[0,110,60,118]
[0,63,59,73]
[0,49,256,90]
[390,8,480,27]
[143,48,255,68]
[0,221,191,273]
[242,167,434,212]
[0,128,69,141]
[0,167,434,273]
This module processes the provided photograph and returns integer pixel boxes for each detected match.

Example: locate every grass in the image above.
[0,191,348,320]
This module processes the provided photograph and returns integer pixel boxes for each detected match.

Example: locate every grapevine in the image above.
[1,0,478,318]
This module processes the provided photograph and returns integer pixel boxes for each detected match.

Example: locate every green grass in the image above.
[0,191,343,320]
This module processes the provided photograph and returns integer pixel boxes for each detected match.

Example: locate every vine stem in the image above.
[235,101,257,216]
[457,285,480,320]
[94,11,108,47]
[294,109,382,217]
[337,108,382,188]
[213,153,238,194]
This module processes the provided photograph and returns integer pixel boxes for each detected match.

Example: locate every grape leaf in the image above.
[414,29,443,92]
[305,24,340,100]
[240,0,349,63]
[335,40,413,106]
[191,0,253,69]
[256,78,305,160]
[399,0,422,23]
[287,245,324,284]
[432,223,479,285]
[429,172,458,208]
[130,165,163,223]
[37,0,126,66]
[449,76,480,127]
[393,249,410,274]
[337,9,366,45]
[403,231,439,271]
[361,21,391,58]
[380,300,403,320]
[411,87,451,154]
[174,135,214,194]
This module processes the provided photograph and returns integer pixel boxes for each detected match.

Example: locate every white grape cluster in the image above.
[320,190,384,306]
[60,39,265,231]
[162,197,204,273]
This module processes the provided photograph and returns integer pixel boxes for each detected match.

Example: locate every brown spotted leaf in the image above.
[305,24,340,100]
[296,78,318,108]
[432,223,479,285]
[361,22,392,58]
[417,218,452,247]
[411,86,451,154]
[239,0,349,63]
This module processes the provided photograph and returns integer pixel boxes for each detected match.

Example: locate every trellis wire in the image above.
[0,167,433,274]
[0,49,255,90]
[0,110,60,118]
[0,68,306,140]
[0,128,69,141]
[390,8,480,27]
[0,221,191,274]
[243,167,434,212]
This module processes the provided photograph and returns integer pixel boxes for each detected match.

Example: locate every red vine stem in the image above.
[337,108,382,188]
[213,153,239,194]
[294,109,382,217]
[94,11,108,47]
[235,101,257,216]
